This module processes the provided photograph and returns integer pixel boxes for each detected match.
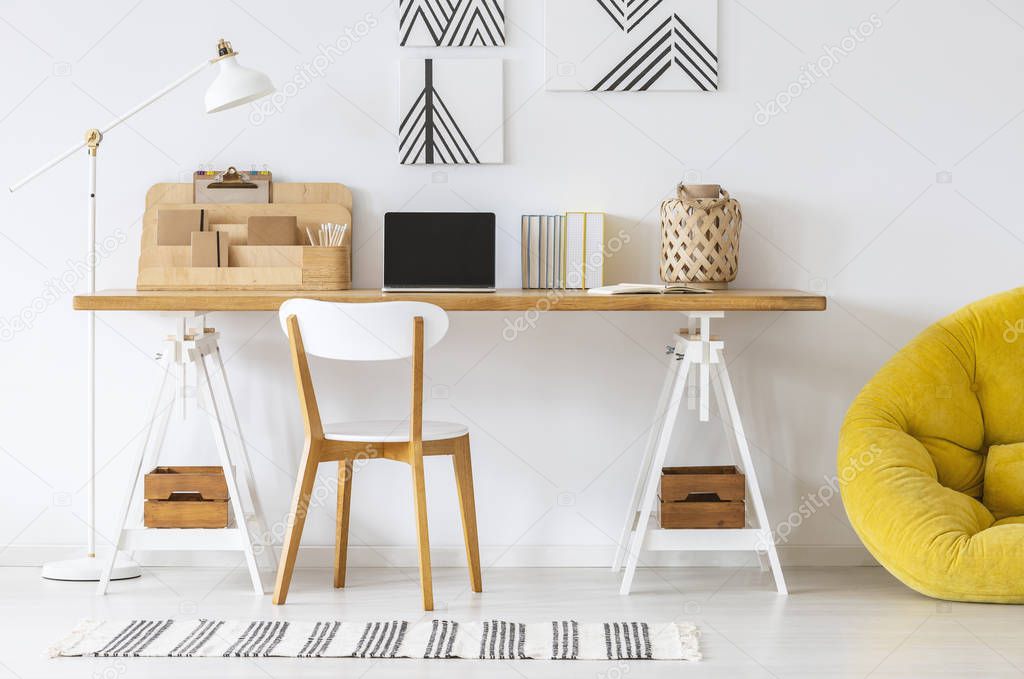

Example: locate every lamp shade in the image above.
[204,55,274,113]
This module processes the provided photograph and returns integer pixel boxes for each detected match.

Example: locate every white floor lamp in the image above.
[9,39,274,582]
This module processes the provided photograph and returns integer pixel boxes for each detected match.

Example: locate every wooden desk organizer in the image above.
[137,182,352,291]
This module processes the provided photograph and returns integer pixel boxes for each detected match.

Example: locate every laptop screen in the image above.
[384,212,496,289]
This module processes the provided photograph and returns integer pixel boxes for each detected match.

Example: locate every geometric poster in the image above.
[545,0,718,91]
[399,0,506,46]
[399,58,504,165]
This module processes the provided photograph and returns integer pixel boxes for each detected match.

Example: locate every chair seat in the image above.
[324,420,468,443]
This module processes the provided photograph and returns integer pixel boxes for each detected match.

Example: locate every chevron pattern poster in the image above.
[399,0,506,46]
[399,58,504,165]
[545,0,718,91]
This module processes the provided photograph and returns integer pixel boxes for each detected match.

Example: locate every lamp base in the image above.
[41,555,141,582]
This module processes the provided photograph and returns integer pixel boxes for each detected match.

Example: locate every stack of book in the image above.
[521,212,604,289]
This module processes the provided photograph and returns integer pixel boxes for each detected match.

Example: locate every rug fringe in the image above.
[676,622,703,661]
[47,619,104,658]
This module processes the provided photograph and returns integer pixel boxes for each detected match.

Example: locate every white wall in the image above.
[2,0,1023,568]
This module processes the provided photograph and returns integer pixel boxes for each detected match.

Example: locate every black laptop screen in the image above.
[384,212,496,288]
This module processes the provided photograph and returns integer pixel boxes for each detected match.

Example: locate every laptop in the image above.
[383,212,496,292]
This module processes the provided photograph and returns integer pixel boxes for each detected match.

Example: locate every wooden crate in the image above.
[660,465,745,502]
[143,466,229,529]
[144,495,229,529]
[658,496,745,529]
[136,182,353,291]
[659,466,745,529]
[144,466,228,501]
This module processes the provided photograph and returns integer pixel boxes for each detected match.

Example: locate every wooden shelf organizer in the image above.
[137,182,352,291]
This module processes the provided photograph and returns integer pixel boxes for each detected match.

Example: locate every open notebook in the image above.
[587,283,712,295]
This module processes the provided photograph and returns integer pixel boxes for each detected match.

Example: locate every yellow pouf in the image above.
[839,287,1024,603]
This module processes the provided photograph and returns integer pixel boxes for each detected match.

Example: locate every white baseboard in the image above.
[0,544,878,569]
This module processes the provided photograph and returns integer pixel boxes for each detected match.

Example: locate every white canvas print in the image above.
[399,0,506,46]
[545,0,718,92]
[399,58,504,165]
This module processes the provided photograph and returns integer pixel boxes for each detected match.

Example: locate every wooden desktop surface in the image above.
[74,289,827,312]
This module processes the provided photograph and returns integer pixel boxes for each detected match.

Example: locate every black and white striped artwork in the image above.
[400,0,506,46]
[51,619,701,660]
[546,0,718,91]
[399,58,504,165]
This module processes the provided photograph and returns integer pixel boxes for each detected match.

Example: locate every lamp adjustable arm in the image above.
[8,58,211,192]
[10,38,272,585]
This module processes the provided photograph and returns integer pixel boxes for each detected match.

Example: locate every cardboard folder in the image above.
[190,231,230,268]
[247,215,298,246]
[157,209,205,246]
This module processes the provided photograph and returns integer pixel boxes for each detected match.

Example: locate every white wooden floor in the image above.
[2,565,1022,678]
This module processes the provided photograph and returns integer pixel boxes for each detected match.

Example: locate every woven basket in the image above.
[660,184,742,288]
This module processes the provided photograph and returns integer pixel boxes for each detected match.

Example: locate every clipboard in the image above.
[194,167,272,204]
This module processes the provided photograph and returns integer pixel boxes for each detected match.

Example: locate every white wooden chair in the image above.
[272,299,482,611]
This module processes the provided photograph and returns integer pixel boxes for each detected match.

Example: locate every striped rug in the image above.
[50,619,701,661]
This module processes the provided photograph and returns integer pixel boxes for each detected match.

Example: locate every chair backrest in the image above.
[278,299,449,361]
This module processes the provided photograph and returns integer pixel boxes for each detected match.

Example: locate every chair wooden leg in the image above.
[453,436,482,593]
[409,443,434,611]
[273,441,320,605]
[334,459,353,588]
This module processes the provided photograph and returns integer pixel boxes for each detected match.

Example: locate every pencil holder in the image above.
[660,184,742,289]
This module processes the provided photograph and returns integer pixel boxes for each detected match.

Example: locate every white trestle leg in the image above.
[612,334,687,573]
[712,346,787,594]
[617,311,788,596]
[709,351,769,574]
[98,352,173,594]
[194,341,264,594]
[209,346,275,572]
[98,317,269,595]
[619,350,694,595]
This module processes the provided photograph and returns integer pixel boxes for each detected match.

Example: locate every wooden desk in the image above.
[74,288,826,312]
[77,287,825,597]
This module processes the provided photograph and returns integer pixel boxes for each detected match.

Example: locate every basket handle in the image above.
[677,184,729,203]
